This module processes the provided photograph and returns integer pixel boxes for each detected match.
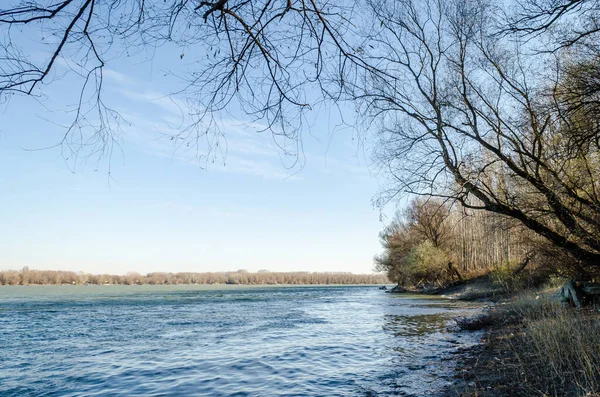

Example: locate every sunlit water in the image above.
[0,285,482,396]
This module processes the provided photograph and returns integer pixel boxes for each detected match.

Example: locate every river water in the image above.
[0,285,481,396]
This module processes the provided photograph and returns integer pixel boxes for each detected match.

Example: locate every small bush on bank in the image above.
[489,262,555,294]
[489,264,525,292]
[402,241,450,287]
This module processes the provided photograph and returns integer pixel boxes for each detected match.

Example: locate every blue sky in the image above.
[0,34,392,275]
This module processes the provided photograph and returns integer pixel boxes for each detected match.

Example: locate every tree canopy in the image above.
[2,0,600,270]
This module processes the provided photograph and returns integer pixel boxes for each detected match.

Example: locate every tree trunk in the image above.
[447,262,463,282]
[559,280,584,307]
[513,254,532,276]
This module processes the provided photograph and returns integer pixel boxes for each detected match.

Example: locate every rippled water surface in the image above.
[0,285,481,396]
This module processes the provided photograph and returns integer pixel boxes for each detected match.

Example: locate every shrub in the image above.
[403,241,449,286]
[490,262,555,293]
[490,264,524,292]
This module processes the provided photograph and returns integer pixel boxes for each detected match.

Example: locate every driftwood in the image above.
[558,280,600,307]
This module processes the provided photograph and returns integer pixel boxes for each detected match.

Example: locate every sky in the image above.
[0,26,394,275]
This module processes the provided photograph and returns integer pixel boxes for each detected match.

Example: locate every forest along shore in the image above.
[403,277,600,397]
[0,269,388,286]
[375,195,600,396]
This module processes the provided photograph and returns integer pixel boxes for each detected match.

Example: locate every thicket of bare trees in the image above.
[375,198,538,287]
[0,268,388,286]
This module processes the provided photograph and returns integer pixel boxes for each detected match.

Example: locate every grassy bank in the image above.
[446,287,600,396]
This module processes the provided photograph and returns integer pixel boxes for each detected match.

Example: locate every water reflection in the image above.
[383,313,452,337]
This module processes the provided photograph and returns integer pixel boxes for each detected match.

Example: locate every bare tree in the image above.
[0,268,388,285]
[3,0,600,271]
[359,0,600,268]
[0,0,361,164]
[504,0,600,51]
[405,198,451,249]
[504,0,600,151]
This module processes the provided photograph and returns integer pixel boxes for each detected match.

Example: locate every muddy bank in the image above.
[388,278,513,395]
[388,276,507,302]
[436,279,516,396]
[441,320,523,397]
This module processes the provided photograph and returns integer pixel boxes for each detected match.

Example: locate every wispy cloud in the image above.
[118,111,301,180]
[304,151,371,176]
[119,89,186,116]
[220,155,301,180]
[159,201,237,218]
[109,83,304,180]
[51,59,132,86]
[103,69,131,84]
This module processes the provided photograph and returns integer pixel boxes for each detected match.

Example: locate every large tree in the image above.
[2,0,600,268]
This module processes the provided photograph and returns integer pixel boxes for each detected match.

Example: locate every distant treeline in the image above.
[0,268,389,286]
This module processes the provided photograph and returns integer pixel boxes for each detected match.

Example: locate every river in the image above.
[0,285,481,396]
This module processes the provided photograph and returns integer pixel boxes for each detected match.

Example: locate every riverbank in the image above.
[389,275,508,301]
[0,268,388,286]
[434,280,600,396]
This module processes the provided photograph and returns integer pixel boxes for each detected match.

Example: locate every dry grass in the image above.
[458,292,600,396]
[520,301,600,395]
